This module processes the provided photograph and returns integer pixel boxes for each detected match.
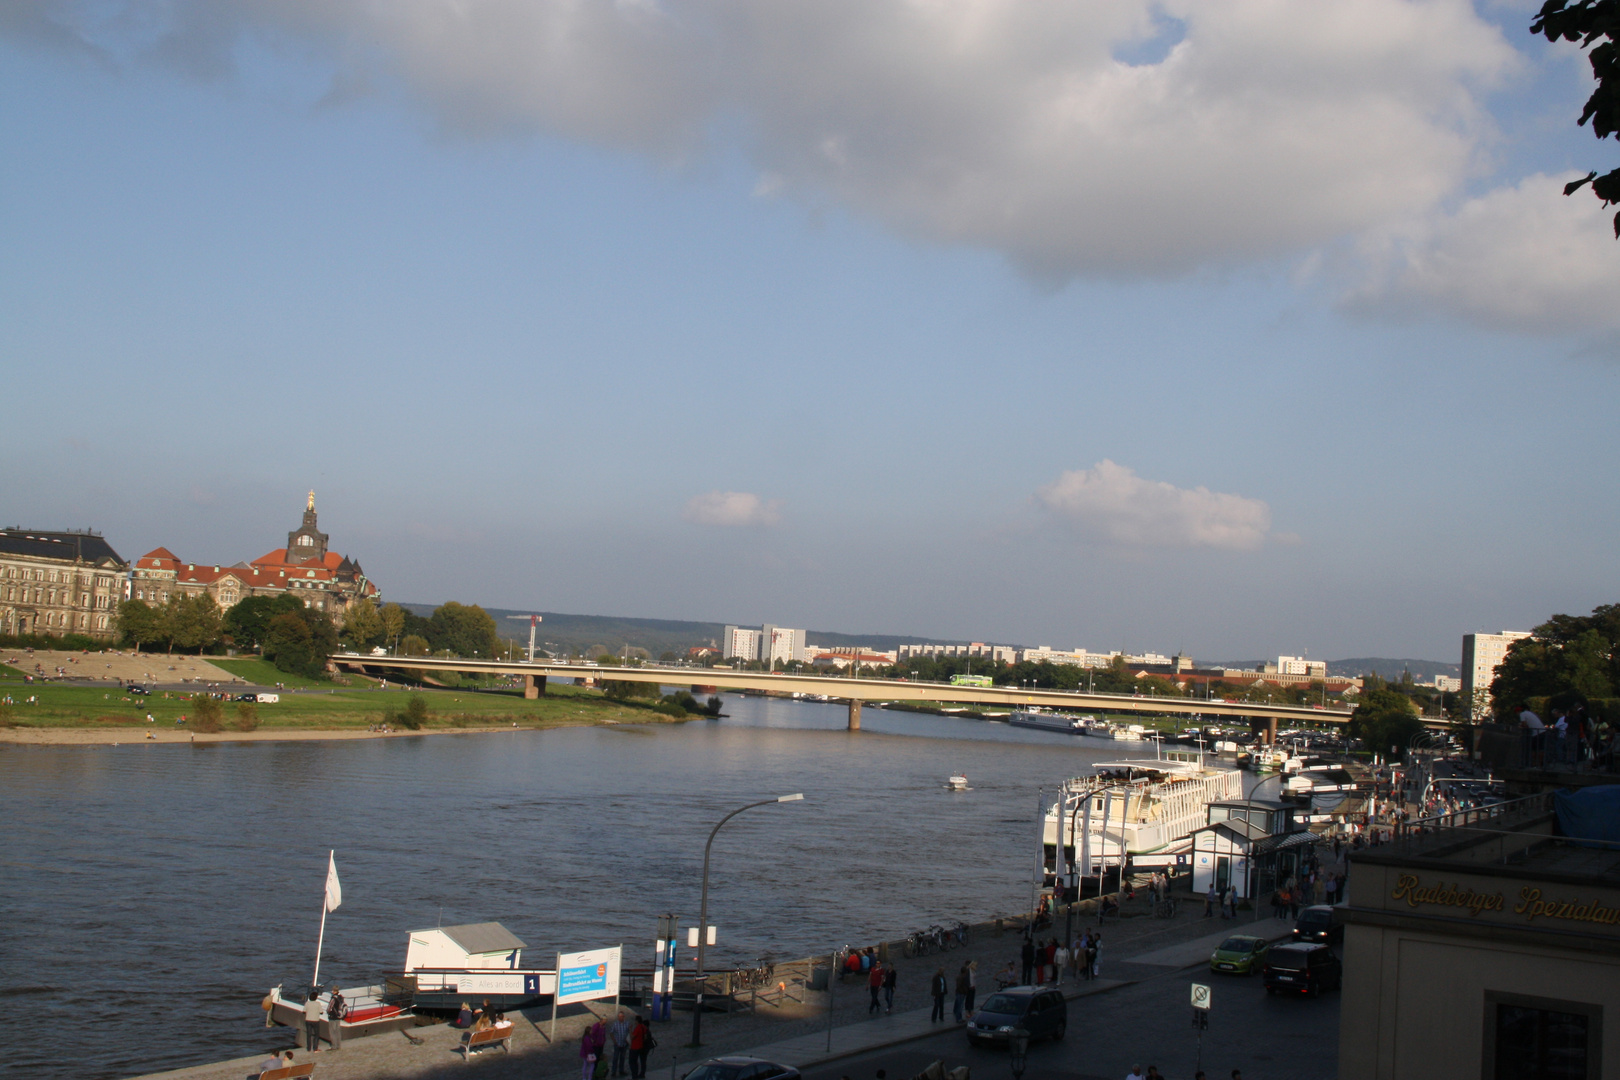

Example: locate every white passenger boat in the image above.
[946,773,970,790]
[1042,750,1245,871]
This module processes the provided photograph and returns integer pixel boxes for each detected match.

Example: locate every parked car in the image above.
[236,693,258,702]
[1292,905,1344,944]
[1263,942,1342,996]
[1209,934,1270,975]
[682,1058,799,1080]
[965,986,1068,1046]
[126,685,149,695]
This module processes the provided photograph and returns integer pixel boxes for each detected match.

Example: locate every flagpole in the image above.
[313,850,334,990]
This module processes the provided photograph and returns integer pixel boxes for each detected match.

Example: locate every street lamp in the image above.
[691,794,805,1047]
[1008,1027,1031,1080]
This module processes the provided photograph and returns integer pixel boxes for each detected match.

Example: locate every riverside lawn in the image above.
[0,661,681,734]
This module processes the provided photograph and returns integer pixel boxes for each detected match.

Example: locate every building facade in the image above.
[0,529,128,638]
[898,641,1021,664]
[128,493,378,623]
[1339,794,1618,1080]
[721,626,762,661]
[1462,631,1532,713]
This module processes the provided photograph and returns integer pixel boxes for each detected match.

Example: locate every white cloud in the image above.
[682,490,782,527]
[1036,460,1272,550]
[1344,173,1620,333]
[19,0,1519,279]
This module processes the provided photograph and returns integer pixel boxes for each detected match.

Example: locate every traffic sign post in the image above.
[1190,983,1211,1073]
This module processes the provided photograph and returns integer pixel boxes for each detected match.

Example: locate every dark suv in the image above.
[1263,942,1342,996]
[1292,905,1343,944]
[965,986,1067,1046]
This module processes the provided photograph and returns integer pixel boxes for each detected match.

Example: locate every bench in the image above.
[460,1024,514,1060]
[259,1065,315,1080]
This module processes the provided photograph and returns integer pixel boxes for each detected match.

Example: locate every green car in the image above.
[1209,935,1270,975]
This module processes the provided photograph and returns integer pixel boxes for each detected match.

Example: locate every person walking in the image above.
[964,960,977,1014]
[628,1016,652,1080]
[302,991,323,1052]
[1020,935,1036,985]
[325,986,345,1050]
[609,1010,632,1076]
[882,962,897,1014]
[930,967,948,1022]
[1223,884,1237,919]
[1088,932,1102,979]
[953,963,970,1023]
[868,962,884,1015]
[1205,883,1217,917]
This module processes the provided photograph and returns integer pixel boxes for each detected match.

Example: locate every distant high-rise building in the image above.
[1276,655,1327,678]
[762,625,806,666]
[1461,631,1531,712]
[721,625,761,661]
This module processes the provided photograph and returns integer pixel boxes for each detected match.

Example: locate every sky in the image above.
[2,0,1617,663]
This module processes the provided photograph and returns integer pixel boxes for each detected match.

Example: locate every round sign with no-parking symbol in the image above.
[1191,983,1212,1011]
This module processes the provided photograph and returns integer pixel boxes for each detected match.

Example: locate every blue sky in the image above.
[3,1,1617,662]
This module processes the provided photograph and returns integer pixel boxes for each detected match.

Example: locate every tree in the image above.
[224,594,304,651]
[400,634,431,657]
[189,693,224,733]
[115,599,164,652]
[1531,0,1620,237]
[1492,603,1620,715]
[169,594,223,653]
[428,602,499,659]
[263,607,339,679]
[380,602,407,650]
[342,597,384,650]
[1347,686,1423,756]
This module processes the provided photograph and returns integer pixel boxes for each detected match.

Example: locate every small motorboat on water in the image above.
[947,773,970,790]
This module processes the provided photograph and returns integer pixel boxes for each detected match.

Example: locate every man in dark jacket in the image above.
[930,968,948,1022]
[953,964,971,1022]
[1020,936,1036,985]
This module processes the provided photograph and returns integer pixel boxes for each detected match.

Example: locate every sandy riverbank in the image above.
[0,722,609,747]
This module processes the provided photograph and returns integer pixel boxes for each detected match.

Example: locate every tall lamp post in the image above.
[691,794,805,1047]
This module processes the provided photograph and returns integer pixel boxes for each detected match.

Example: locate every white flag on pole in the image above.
[324,851,342,912]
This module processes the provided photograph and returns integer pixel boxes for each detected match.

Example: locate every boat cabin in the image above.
[1189,799,1313,900]
[405,922,526,971]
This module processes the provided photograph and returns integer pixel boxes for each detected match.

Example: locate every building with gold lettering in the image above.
[1339,791,1618,1079]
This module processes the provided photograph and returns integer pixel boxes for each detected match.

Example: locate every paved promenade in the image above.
[127,893,1302,1080]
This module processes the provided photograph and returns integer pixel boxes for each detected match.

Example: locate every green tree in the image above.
[263,607,339,679]
[1532,0,1620,237]
[115,599,164,652]
[400,634,431,657]
[224,594,304,651]
[1492,603,1620,715]
[380,602,407,650]
[342,597,384,650]
[428,602,499,658]
[1347,686,1423,756]
[169,593,223,652]
[189,694,224,733]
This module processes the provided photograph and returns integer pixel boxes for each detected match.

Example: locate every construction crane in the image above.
[504,614,543,663]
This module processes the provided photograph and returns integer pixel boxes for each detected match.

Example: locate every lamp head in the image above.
[777,793,805,803]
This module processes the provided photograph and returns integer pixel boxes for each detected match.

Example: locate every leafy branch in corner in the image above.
[1532,0,1620,235]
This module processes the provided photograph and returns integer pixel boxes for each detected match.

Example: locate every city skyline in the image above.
[3,2,1617,662]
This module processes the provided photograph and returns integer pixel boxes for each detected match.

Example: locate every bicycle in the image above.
[1153,897,1179,919]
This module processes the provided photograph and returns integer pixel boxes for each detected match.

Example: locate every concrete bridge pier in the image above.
[523,674,546,700]
[1264,717,1277,744]
[847,699,862,731]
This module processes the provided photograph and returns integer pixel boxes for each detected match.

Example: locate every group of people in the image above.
[454,999,509,1031]
[1519,703,1616,770]
[1013,931,1102,985]
[578,1010,656,1080]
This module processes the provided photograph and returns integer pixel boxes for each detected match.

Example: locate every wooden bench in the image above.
[459,1025,514,1060]
[259,1064,315,1080]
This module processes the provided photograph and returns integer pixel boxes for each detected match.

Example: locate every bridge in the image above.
[334,653,1357,741]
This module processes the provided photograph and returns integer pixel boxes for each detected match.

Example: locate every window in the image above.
[1484,992,1600,1080]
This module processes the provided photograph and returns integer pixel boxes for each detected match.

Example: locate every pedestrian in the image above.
[591,1019,609,1080]
[1126,1066,1145,1080]
[326,985,345,1050]
[868,962,884,1015]
[883,962,897,1014]
[1146,1068,1163,1080]
[930,967,948,1022]
[629,1016,653,1079]
[1223,885,1237,919]
[580,1027,597,1080]
[1205,883,1217,917]
[953,963,970,1023]
[1020,935,1035,985]
[1052,941,1068,984]
[610,1010,632,1076]
[1088,933,1101,979]
[965,960,977,1014]
[302,991,323,1052]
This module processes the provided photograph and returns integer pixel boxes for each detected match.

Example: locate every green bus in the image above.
[949,674,994,688]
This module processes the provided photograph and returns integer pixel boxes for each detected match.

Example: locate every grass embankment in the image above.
[0,671,684,733]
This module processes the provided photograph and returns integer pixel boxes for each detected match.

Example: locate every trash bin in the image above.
[809,966,829,992]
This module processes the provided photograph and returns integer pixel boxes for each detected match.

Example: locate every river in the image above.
[0,694,1228,1080]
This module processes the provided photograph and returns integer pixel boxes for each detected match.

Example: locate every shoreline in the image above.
[0,718,623,747]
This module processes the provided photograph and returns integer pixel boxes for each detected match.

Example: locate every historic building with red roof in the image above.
[130,492,379,622]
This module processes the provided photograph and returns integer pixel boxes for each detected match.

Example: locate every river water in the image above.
[0,696,1226,1080]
